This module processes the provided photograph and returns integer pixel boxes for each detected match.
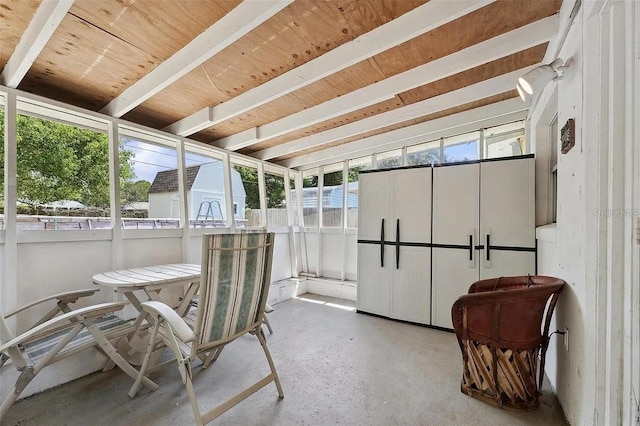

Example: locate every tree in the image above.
[303,167,363,188]
[407,148,441,166]
[0,111,136,209]
[231,165,287,210]
[265,173,285,208]
[233,165,260,209]
[122,180,151,204]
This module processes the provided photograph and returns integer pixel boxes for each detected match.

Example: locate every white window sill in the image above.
[536,223,557,244]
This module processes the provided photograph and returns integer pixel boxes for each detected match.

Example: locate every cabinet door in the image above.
[431,163,479,328]
[392,168,431,244]
[432,248,479,328]
[480,157,536,278]
[480,157,535,248]
[357,244,392,316]
[390,246,431,324]
[480,250,536,280]
[358,172,392,241]
[432,163,479,246]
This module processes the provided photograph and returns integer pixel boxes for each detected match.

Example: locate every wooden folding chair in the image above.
[0,289,158,419]
[129,232,283,425]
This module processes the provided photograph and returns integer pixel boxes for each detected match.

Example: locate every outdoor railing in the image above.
[0,216,239,230]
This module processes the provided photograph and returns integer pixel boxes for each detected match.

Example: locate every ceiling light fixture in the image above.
[516,57,572,101]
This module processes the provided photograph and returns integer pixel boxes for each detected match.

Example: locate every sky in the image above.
[444,140,479,162]
[121,137,479,184]
[121,138,215,183]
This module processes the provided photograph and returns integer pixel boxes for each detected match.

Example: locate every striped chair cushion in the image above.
[21,314,130,364]
[198,233,272,345]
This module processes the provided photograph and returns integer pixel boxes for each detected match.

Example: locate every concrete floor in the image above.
[3,294,567,426]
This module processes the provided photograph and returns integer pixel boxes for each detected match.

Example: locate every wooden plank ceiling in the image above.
[1,0,562,169]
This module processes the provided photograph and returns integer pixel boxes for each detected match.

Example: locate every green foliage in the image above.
[265,173,285,208]
[302,166,362,187]
[0,111,138,208]
[323,170,343,187]
[233,165,287,210]
[122,180,151,204]
[407,149,441,166]
[233,165,260,209]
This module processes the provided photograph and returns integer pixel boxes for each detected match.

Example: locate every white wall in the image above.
[532,1,639,424]
[320,233,343,279]
[302,232,319,274]
[344,234,358,281]
[15,240,114,330]
[531,6,591,424]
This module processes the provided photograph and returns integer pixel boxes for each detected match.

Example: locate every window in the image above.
[11,112,112,231]
[120,132,180,229]
[302,169,318,228]
[484,121,526,159]
[444,131,479,163]
[406,140,441,166]
[322,163,343,228]
[265,170,287,227]
[550,115,558,223]
[347,156,371,228]
[184,146,227,228]
[376,149,403,169]
[289,176,300,226]
[231,161,263,228]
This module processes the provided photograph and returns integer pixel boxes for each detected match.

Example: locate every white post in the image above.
[296,171,308,273]
[316,166,324,277]
[257,162,267,228]
[222,153,235,231]
[2,93,17,320]
[628,1,640,422]
[340,161,349,281]
[284,170,298,278]
[604,4,626,424]
[176,138,190,262]
[107,121,122,272]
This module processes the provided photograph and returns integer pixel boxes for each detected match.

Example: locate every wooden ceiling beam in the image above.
[262,66,533,166]
[164,0,495,137]
[0,0,74,88]
[219,15,557,152]
[100,0,293,118]
[282,98,528,170]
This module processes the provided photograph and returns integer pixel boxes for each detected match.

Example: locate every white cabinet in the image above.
[478,157,536,279]
[356,244,392,316]
[431,157,536,328]
[389,246,431,323]
[431,162,479,328]
[357,156,536,329]
[357,168,431,324]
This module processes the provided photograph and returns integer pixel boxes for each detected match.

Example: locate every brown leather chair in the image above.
[451,276,565,410]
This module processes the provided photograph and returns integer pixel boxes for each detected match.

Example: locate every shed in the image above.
[148,162,246,221]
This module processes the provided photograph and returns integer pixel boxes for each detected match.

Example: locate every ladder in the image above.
[193,200,224,228]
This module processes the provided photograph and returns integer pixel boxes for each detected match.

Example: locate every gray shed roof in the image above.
[149,165,200,194]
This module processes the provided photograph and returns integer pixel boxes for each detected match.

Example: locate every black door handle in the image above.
[380,219,385,268]
[396,219,400,269]
[469,234,473,261]
[486,234,491,261]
